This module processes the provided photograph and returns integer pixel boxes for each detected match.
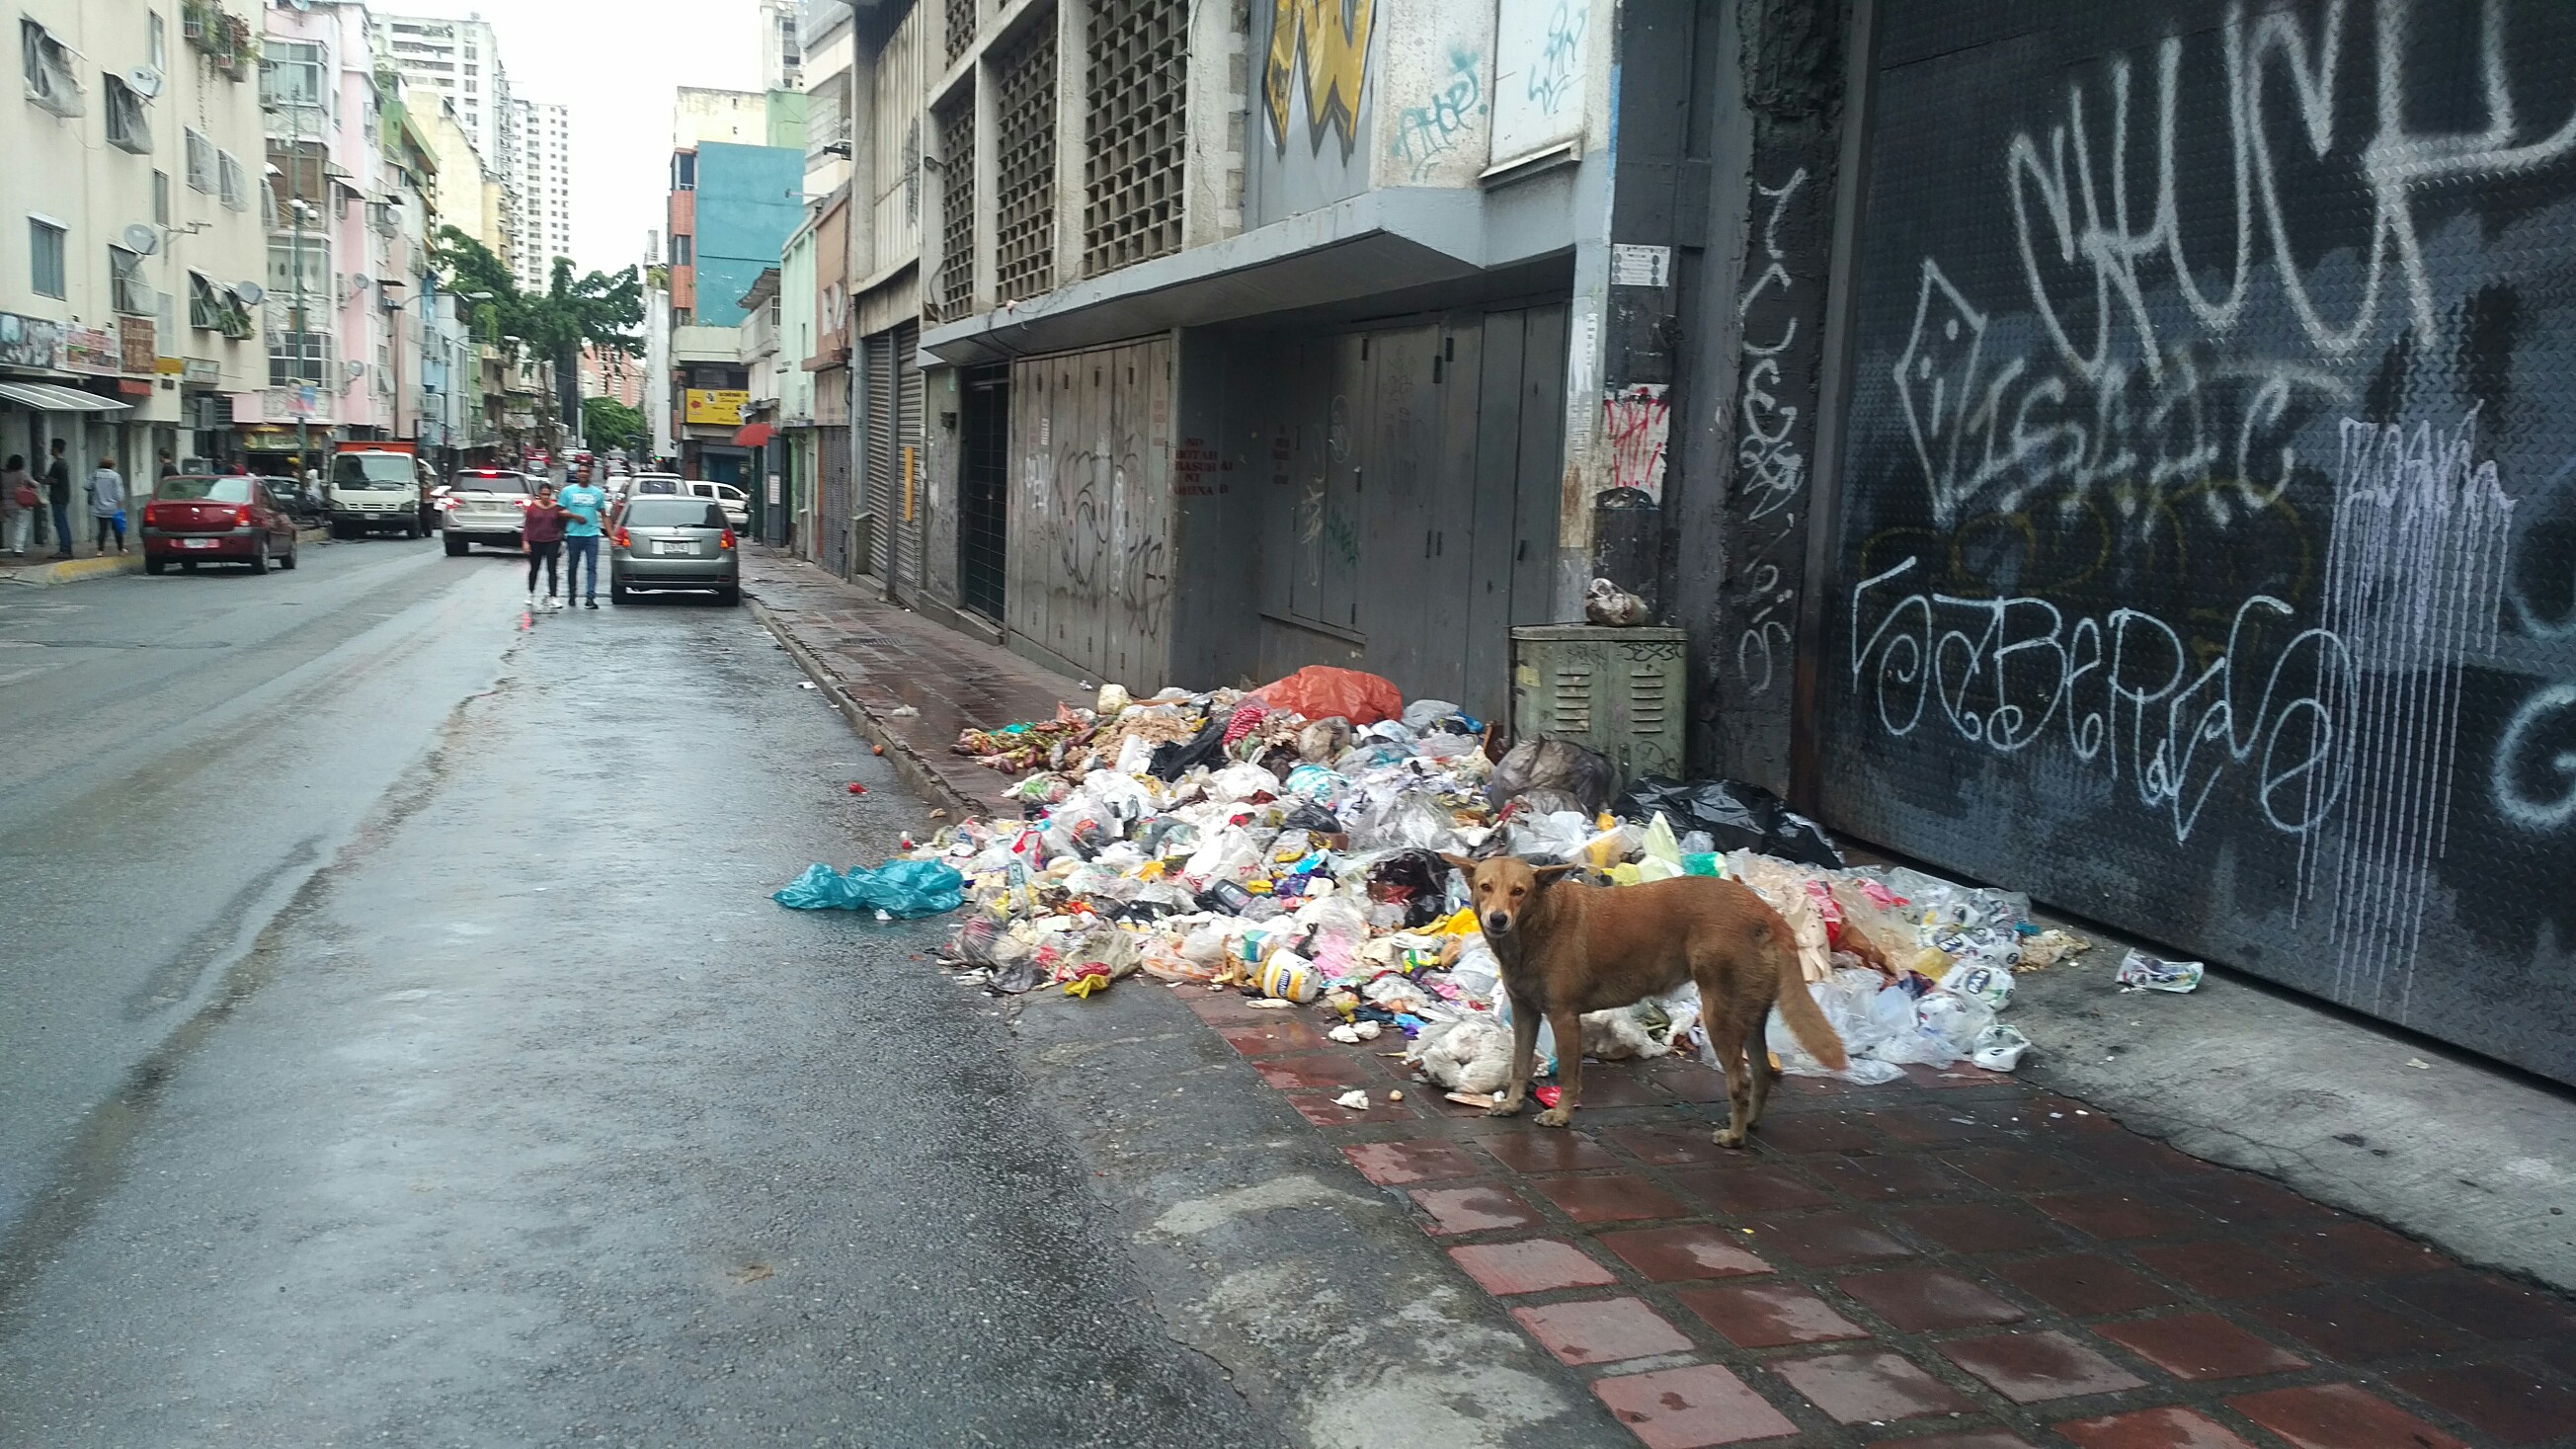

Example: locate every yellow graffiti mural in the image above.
[1265,0,1376,158]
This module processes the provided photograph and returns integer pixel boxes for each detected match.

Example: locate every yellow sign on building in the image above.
[684,388,751,426]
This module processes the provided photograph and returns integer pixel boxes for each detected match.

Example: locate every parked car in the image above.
[442,469,531,554]
[609,498,739,604]
[627,472,684,497]
[142,474,301,575]
[684,479,752,531]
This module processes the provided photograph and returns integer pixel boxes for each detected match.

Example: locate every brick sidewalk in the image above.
[741,544,2575,1448]
[741,547,1081,819]
[1188,986,2576,1449]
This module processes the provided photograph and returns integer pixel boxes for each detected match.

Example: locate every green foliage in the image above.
[582,397,648,453]
[433,226,643,360]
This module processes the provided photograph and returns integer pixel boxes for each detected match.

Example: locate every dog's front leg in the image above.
[1535,1006,1584,1127]
[1488,991,1543,1117]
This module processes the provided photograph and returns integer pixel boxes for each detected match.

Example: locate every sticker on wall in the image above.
[1564,307,1600,445]
[1610,244,1671,288]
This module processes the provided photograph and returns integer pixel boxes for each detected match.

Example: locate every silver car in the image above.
[442,469,529,554]
[609,497,739,604]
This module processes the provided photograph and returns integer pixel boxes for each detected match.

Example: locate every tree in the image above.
[434,228,644,447]
[583,397,647,454]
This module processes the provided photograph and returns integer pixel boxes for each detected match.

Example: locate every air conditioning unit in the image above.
[1509,625,1688,792]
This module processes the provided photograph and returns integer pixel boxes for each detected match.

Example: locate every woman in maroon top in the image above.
[523,482,574,606]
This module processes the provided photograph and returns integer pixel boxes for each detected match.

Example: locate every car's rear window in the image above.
[157,476,255,503]
[454,472,527,494]
[624,500,727,528]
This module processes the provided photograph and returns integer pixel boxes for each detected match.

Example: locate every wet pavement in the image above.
[0,540,1267,1445]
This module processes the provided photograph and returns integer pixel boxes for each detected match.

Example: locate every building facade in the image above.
[508,97,569,287]
[3,0,271,485]
[368,9,517,260]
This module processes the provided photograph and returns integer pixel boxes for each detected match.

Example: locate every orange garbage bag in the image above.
[1251,666,1405,726]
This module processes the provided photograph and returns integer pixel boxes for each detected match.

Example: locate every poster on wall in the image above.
[1490,0,1589,162]
[0,313,63,370]
[685,389,750,426]
[119,317,156,374]
[62,326,119,375]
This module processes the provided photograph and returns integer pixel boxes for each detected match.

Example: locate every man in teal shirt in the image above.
[557,463,607,607]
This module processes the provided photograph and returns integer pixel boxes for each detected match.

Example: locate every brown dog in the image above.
[1442,854,1850,1147]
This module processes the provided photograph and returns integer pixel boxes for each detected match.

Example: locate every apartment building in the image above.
[369,10,517,268]
[2,0,270,480]
[509,97,570,287]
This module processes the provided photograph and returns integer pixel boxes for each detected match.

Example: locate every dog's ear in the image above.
[1438,852,1480,874]
[1530,863,1584,888]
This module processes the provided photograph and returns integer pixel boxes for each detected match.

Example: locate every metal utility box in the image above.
[1509,625,1688,789]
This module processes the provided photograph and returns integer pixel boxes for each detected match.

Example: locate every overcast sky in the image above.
[385,0,767,278]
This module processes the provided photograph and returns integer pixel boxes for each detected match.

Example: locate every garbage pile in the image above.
[846,666,2089,1089]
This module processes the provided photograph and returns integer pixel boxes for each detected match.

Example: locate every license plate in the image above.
[655,540,693,556]
[184,537,218,549]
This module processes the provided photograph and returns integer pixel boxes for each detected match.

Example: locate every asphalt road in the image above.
[0,538,1269,1446]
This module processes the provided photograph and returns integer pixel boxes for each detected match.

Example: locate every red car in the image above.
[142,475,301,575]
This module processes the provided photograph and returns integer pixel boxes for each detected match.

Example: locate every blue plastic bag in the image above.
[771,858,965,917]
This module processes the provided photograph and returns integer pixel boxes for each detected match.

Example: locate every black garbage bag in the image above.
[1615,775,1844,868]
[1148,717,1228,781]
[1281,797,1342,834]
[1486,737,1617,816]
[1367,849,1452,928]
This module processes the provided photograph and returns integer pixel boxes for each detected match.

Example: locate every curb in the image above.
[0,552,141,588]
[745,589,987,823]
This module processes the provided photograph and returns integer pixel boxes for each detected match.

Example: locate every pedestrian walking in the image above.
[157,449,178,482]
[523,480,572,607]
[86,456,126,554]
[3,454,34,555]
[44,439,74,559]
[557,462,608,608]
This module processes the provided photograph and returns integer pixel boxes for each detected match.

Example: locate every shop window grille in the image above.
[992,21,1057,304]
[945,0,976,66]
[1084,0,1185,276]
[932,91,976,323]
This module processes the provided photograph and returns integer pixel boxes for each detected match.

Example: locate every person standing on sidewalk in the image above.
[522,481,572,607]
[157,449,178,483]
[3,455,32,555]
[86,456,126,554]
[44,440,74,558]
[557,463,608,608]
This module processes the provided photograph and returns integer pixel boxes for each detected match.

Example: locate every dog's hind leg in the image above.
[1535,1006,1584,1128]
[1709,1011,1756,1148]
[1744,1005,1780,1130]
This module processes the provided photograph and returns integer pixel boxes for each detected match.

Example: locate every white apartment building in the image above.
[3,0,271,483]
[759,0,801,93]
[508,97,569,289]
[368,11,516,266]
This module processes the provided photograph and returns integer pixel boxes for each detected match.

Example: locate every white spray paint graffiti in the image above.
[1733,168,1811,696]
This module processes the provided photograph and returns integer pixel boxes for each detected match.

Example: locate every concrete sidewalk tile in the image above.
[1742,1211,1916,1267]
[1668,1164,1835,1216]
[2388,1361,2576,1444]
[1895,1202,2075,1256]
[2131,1239,2324,1300]
[1512,1296,1696,1366]
[1409,1183,1545,1237]
[2272,1220,2453,1280]
[1482,1129,1624,1173]
[2095,1313,2309,1381]
[1989,1253,2177,1317]
[2243,1286,2468,1363]
[1533,1173,1693,1225]
[1813,1153,1979,1201]
[1598,1225,1773,1282]
[1834,1268,2028,1331]
[2053,1406,2262,1449]
[2031,1190,2178,1241]
[2381,1269,2576,1341]
[2172,1175,2338,1226]
[1676,1281,1867,1347]
[1938,1329,2148,1403]
[2226,1383,2471,1449]
[1448,1239,1620,1296]
[1591,1363,1799,1447]
[1340,1139,1483,1185]
[1767,1348,1976,1423]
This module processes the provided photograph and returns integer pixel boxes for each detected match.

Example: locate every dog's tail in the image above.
[1770,934,1850,1072]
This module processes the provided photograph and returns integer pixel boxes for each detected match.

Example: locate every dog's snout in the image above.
[1484,911,1512,934]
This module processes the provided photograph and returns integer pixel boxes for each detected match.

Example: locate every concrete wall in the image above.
[692,143,808,328]
[1005,337,1175,688]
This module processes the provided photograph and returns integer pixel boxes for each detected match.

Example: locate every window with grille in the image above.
[270,329,330,386]
[933,90,975,323]
[218,152,249,211]
[1084,0,1185,276]
[993,21,1057,304]
[944,0,976,66]
[261,40,327,112]
[189,272,224,330]
[186,128,215,191]
[110,245,154,315]
[105,72,150,152]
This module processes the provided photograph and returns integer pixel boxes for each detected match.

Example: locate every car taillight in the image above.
[718,527,737,550]
[235,505,256,526]
[612,526,631,547]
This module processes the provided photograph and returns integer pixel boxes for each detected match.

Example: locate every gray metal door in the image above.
[861,330,895,579]
[892,320,924,594]
[819,427,851,577]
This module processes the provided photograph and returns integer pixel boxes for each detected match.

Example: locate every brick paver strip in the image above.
[1592,1362,1799,1448]
[2389,1362,2576,1445]
[1879,1433,2041,1449]
[1834,1267,2028,1331]
[2053,1406,2262,1449]
[1768,1347,1977,1423]
[1531,1172,1693,1224]
[1599,1224,1773,1282]
[1512,1296,1697,1366]
[1939,1328,2148,1403]
[1409,1183,1544,1237]
[2227,1382,2473,1449]
[2095,1313,2307,1381]
[1339,1139,1482,1185]
[1676,1281,1867,1348]
[1448,1239,1618,1296]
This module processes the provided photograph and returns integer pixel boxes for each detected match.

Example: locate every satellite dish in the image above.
[344,360,366,378]
[287,0,313,9]
[350,273,372,291]
[235,282,266,304]
[127,65,163,100]
[121,223,159,255]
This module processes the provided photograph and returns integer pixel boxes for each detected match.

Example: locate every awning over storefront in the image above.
[733,422,775,447]
[0,379,130,412]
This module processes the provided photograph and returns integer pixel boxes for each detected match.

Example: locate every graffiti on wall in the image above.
[1266,0,1377,159]
[1730,166,1821,698]
[1389,47,1485,179]
[1491,0,1586,160]
[1603,384,1670,502]
[1833,0,2576,1074]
